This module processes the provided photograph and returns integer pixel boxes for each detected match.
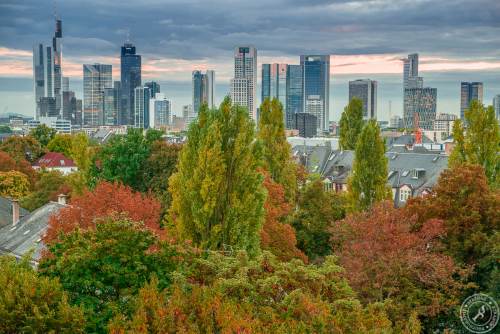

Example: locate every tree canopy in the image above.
[339,97,364,150]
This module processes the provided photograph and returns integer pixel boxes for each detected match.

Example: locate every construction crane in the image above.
[414,112,422,144]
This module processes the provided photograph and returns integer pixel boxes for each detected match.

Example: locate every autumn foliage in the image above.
[45,181,162,243]
[260,173,307,262]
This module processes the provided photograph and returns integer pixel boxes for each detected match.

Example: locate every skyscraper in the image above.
[300,55,330,131]
[145,81,160,98]
[494,94,500,122]
[403,87,437,130]
[149,93,171,128]
[403,53,420,89]
[192,70,215,114]
[120,43,141,125]
[231,46,257,120]
[33,44,53,119]
[261,63,287,118]
[83,64,112,126]
[52,19,63,116]
[286,64,303,129]
[134,86,150,129]
[349,79,377,120]
[460,82,483,119]
[103,81,121,126]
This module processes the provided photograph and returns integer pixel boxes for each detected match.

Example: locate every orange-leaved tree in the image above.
[45,181,162,243]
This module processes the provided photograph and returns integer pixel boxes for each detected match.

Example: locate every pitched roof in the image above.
[33,152,77,168]
[0,197,30,228]
[0,201,64,263]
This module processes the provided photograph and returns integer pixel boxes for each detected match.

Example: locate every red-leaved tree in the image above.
[45,181,162,243]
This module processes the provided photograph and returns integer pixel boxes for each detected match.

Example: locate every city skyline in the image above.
[1,0,499,120]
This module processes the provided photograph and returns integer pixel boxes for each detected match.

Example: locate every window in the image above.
[399,187,411,202]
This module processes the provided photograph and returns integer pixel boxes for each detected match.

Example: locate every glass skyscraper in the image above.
[261,63,287,122]
[349,79,377,120]
[300,55,330,131]
[192,70,215,115]
[120,43,141,125]
[286,65,303,129]
[134,86,150,129]
[403,87,437,130]
[460,82,483,120]
[83,64,112,126]
[52,19,63,116]
[145,81,160,98]
[231,46,257,120]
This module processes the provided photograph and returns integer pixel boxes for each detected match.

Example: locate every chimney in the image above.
[12,199,20,226]
[57,194,67,205]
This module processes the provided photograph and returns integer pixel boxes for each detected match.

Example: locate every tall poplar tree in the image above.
[169,98,266,256]
[450,100,499,186]
[339,98,364,150]
[258,98,297,200]
[348,120,390,211]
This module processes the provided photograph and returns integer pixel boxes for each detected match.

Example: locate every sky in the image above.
[0,0,499,121]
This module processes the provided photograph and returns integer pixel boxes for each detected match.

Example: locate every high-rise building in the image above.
[286,64,303,129]
[145,81,160,98]
[149,93,171,128]
[403,87,437,130]
[294,112,317,138]
[493,94,500,122]
[349,79,377,120]
[434,113,457,136]
[33,44,53,119]
[460,82,483,120]
[390,115,403,129]
[192,70,215,115]
[261,63,287,123]
[300,55,330,131]
[83,64,112,126]
[120,43,141,125]
[182,104,195,128]
[52,19,63,116]
[403,53,420,89]
[231,46,257,120]
[62,91,75,121]
[103,82,121,126]
[38,97,56,118]
[62,77,69,92]
[134,86,150,129]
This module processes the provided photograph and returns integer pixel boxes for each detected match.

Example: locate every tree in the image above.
[68,132,95,195]
[109,251,394,333]
[339,97,364,150]
[289,179,347,261]
[142,141,182,214]
[258,98,298,200]
[94,128,151,191]
[448,118,466,166]
[348,120,390,211]
[0,125,12,134]
[0,150,37,186]
[406,164,499,294]
[20,170,70,211]
[0,255,85,333]
[331,202,469,331]
[260,173,307,262]
[47,133,73,157]
[45,181,162,244]
[30,124,56,147]
[0,170,30,199]
[39,218,178,333]
[169,98,266,256]
[0,135,44,162]
[449,100,500,186]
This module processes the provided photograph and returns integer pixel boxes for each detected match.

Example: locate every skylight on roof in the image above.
[402,170,409,177]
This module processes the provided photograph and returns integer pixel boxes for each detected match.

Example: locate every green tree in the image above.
[258,98,297,200]
[39,218,179,333]
[169,98,266,256]
[30,124,56,147]
[449,118,466,166]
[339,97,364,150]
[0,125,12,134]
[68,132,95,195]
[0,135,45,162]
[0,255,85,333]
[20,170,70,211]
[0,170,30,199]
[47,133,73,157]
[289,179,347,260]
[94,128,151,191]
[450,100,499,186]
[348,120,390,211]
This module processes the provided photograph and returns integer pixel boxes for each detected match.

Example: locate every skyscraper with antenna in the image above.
[52,6,63,117]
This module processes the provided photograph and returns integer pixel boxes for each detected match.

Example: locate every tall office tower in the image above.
[33,44,54,119]
[403,53,420,89]
[349,79,378,120]
[494,94,500,121]
[52,19,63,116]
[103,83,121,125]
[403,87,437,130]
[300,55,330,131]
[434,113,458,136]
[134,86,150,129]
[261,64,287,119]
[38,97,57,118]
[231,46,257,119]
[83,64,112,126]
[294,113,317,138]
[206,70,215,109]
[62,77,69,92]
[286,64,303,129]
[145,81,160,98]
[460,82,483,120]
[149,93,171,128]
[120,43,141,125]
[192,70,212,114]
[62,91,75,121]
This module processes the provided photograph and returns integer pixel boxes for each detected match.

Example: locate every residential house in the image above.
[32,152,78,175]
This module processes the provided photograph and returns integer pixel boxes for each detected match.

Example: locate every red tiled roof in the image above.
[33,152,77,168]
